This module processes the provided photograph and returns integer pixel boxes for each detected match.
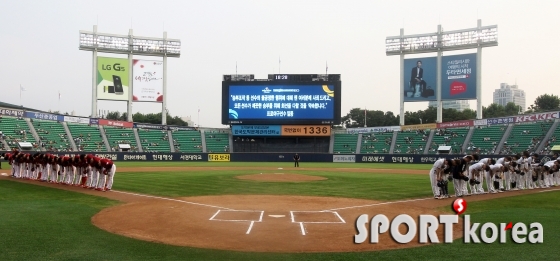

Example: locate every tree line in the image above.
[103,111,189,126]
[342,94,560,128]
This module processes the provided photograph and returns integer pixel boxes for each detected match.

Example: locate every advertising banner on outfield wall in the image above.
[487,117,515,125]
[98,119,133,128]
[25,111,64,121]
[346,126,401,134]
[333,155,356,163]
[97,57,129,101]
[208,154,230,162]
[473,119,487,126]
[436,120,473,129]
[0,109,24,117]
[132,59,163,102]
[64,116,89,124]
[89,118,99,125]
[134,123,166,130]
[515,111,560,123]
[167,125,196,131]
[232,125,281,136]
[400,123,437,131]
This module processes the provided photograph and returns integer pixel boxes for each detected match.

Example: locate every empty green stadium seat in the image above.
[204,131,229,153]
[137,128,171,153]
[32,119,70,151]
[394,130,429,154]
[467,125,506,155]
[502,121,553,154]
[430,127,469,154]
[0,116,39,150]
[67,123,106,152]
[361,132,393,154]
[104,126,138,152]
[333,133,358,154]
[170,130,203,153]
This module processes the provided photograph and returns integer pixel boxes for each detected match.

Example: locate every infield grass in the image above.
[0,163,560,260]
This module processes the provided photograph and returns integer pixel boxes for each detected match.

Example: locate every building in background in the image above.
[493,83,526,111]
[181,116,195,127]
[428,100,471,111]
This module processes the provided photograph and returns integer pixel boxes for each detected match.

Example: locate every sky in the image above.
[1,0,558,128]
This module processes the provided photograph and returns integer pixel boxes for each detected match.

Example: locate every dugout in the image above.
[232,136,329,153]
[18,142,33,151]
[437,146,452,155]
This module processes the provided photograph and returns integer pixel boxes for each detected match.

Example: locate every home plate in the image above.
[278,168,283,170]
[0,173,8,176]
[268,215,285,218]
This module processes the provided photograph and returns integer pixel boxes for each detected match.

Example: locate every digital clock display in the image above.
[275,75,288,80]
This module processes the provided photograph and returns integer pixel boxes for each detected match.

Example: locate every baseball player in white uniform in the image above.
[489,163,505,193]
[461,155,476,196]
[430,158,450,199]
[468,161,490,194]
[542,160,559,188]
[496,156,512,191]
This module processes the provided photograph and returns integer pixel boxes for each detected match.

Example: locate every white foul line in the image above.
[538,188,560,193]
[324,197,434,211]
[112,190,233,210]
[246,221,255,234]
[209,210,221,220]
[299,222,306,235]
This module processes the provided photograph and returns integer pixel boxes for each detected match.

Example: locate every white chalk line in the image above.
[209,210,221,220]
[324,197,434,211]
[538,188,560,193]
[246,221,255,234]
[299,222,306,235]
[290,211,345,224]
[112,190,233,210]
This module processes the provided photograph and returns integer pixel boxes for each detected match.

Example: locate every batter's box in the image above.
[290,211,346,224]
[209,210,264,222]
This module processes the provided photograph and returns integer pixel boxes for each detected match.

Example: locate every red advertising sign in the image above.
[449,81,467,96]
[436,120,473,129]
[515,111,560,123]
[98,119,133,128]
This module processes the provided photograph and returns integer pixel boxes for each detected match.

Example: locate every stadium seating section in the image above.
[394,130,429,154]
[67,123,106,152]
[205,131,230,153]
[103,126,138,152]
[170,130,203,153]
[502,121,553,155]
[137,129,171,153]
[0,116,39,150]
[361,132,393,154]
[542,123,560,154]
[430,127,469,154]
[468,125,505,154]
[32,120,71,151]
[333,134,358,154]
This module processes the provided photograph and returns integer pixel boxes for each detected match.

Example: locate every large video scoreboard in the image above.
[221,74,341,125]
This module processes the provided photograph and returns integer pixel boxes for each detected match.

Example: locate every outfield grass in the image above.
[1,179,559,261]
[113,161,434,170]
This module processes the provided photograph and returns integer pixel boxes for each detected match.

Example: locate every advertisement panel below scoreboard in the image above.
[281,125,331,136]
[333,155,356,163]
[208,154,231,162]
[232,125,281,136]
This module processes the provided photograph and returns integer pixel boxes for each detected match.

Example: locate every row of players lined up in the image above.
[430,151,560,199]
[1,150,117,192]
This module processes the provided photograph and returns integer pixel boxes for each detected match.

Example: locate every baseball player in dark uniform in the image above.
[293,153,300,167]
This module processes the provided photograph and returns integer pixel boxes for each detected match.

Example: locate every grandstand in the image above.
[542,124,560,155]
[205,131,229,153]
[103,126,138,152]
[32,119,71,152]
[394,130,429,154]
[67,123,106,152]
[501,121,553,155]
[361,132,393,154]
[467,125,505,155]
[430,127,469,154]
[137,129,171,153]
[333,133,358,154]
[170,129,203,153]
[0,116,39,150]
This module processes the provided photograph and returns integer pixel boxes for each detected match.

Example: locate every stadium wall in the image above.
[0,152,522,164]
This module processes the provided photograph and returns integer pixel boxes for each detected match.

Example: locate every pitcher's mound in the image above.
[236,173,327,182]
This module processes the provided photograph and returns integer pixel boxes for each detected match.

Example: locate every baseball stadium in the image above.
[2,8,560,261]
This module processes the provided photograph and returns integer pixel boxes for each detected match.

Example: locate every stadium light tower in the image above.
[386,19,497,125]
[79,25,181,124]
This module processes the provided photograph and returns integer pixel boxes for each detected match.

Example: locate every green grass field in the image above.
[1,162,559,260]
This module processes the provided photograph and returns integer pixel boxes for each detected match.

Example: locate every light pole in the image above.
[419,118,423,124]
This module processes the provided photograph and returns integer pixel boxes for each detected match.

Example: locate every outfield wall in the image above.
[1,152,526,164]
